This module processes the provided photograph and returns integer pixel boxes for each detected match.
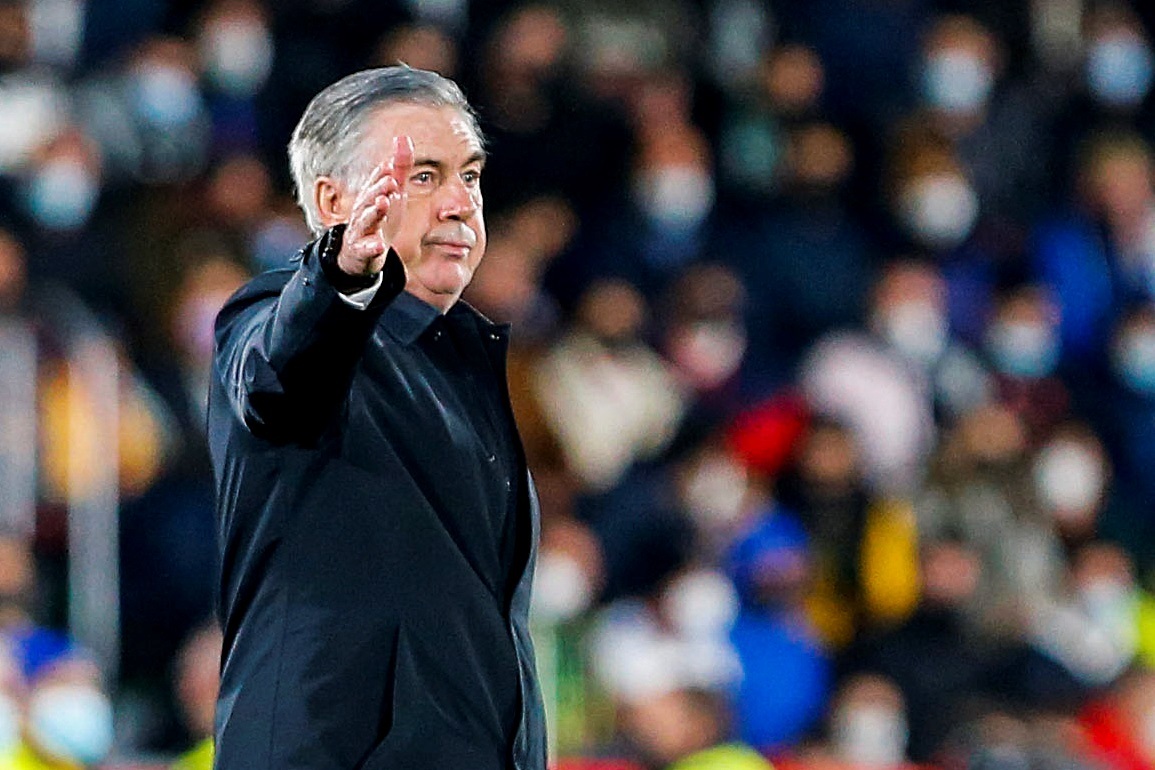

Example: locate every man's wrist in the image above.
[318,224,380,294]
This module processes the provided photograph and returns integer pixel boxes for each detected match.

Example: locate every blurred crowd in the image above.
[2,0,1155,767]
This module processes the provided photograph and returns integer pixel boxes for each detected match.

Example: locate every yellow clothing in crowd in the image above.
[171,738,213,770]
[0,742,82,770]
[668,743,774,770]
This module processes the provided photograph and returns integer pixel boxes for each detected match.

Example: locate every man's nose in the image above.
[437,178,476,221]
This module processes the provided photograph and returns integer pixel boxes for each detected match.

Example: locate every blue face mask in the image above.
[23,160,99,232]
[1087,34,1154,108]
[987,321,1059,378]
[1115,329,1155,395]
[923,49,994,114]
[28,684,114,766]
[132,64,202,129]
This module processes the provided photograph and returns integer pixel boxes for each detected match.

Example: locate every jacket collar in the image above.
[381,290,442,345]
[381,291,508,345]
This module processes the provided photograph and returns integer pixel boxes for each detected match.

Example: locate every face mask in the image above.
[1033,440,1104,513]
[877,300,948,366]
[24,159,99,231]
[28,683,114,765]
[532,551,594,623]
[661,569,739,638]
[669,321,746,390]
[1078,578,1133,627]
[1087,34,1154,108]
[132,64,202,129]
[683,453,748,531]
[923,48,994,115]
[1114,328,1155,394]
[833,705,908,768]
[898,174,979,250]
[635,166,715,230]
[987,321,1058,378]
[201,20,274,98]
[720,118,783,194]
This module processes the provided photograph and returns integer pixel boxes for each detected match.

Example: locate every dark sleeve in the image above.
[213,228,407,444]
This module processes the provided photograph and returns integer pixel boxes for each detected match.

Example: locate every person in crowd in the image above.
[724,497,832,752]
[779,673,920,770]
[9,645,114,770]
[532,278,686,493]
[849,537,1015,763]
[1032,131,1155,365]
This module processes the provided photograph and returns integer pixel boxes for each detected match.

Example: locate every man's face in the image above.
[352,103,486,311]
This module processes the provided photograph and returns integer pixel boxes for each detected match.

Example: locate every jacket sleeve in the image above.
[213,230,407,444]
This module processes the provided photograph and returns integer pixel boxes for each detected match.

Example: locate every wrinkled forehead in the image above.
[361,102,484,157]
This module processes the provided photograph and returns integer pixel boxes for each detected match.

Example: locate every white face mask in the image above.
[1114,327,1155,394]
[923,48,994,114]
[877,300,948,366]
[132,63,203,128]
[669,320,747,390]
[898,173,979,250]
[635,166,716,230]
[986,320,1059,378]
[531,550,594,623]
[833,705,908,768]
[201,19,274,97]
[28,683,114,765]
[661,569,739,638]
[1032,440,1105,514]
[683,453,748,531]
[24,159,99,231]
[1078,578,1133,625]
[1087,33,1154,108]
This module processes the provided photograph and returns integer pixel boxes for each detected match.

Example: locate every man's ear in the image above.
[314,176,348,228]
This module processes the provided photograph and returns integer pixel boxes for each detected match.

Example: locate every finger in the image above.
[352,196,389,239]
[379,176,400,200]
[390,135,415,191]
[350,167,396,216]
[349,178,403,238]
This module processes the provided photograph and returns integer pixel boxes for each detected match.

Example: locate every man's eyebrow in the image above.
[410,152,487,170]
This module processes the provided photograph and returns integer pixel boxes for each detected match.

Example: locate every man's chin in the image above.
[408,266,473,309]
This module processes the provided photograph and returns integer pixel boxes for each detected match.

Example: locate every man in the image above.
[207,66,547,770]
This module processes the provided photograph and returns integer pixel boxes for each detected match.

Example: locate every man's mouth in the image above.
[425,229,476,257]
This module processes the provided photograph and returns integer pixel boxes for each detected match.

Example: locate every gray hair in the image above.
[288,65,482,234]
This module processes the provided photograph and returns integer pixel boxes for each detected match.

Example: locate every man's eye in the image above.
[412,171,434,184]
[463,170,481,184]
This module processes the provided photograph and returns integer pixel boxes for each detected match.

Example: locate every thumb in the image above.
[391,135,414,190]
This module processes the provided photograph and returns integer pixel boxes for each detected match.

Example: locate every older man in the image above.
[208,66,546,770]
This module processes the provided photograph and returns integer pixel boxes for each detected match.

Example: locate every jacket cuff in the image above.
[317,224,390,294]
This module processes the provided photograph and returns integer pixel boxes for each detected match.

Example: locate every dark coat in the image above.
[207,233,547,770]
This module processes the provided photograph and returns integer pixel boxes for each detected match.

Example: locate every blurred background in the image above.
[1,0,1155,767]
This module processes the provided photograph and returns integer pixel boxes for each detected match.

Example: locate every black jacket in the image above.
[207,232,547,770]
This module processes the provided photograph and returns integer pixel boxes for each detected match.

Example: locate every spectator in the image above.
[1032,131,1155,365]
[532,279,686,493]
[850,537,1015,763]
[724,501,832,752]
[12,646,113,769]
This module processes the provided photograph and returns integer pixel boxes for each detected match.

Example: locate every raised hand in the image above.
[338,135,415,278]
